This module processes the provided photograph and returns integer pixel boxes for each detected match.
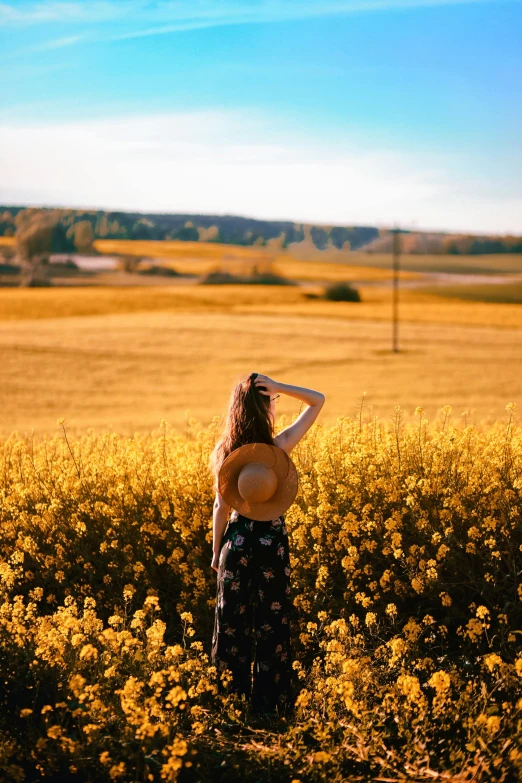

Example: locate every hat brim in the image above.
[218,443,298,522]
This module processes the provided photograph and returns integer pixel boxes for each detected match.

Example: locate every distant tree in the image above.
[446,235,475,255]
[0,209,16,237]
[131,221,153,240]
[310,226,328,250]
[51,223,76,253]
[15,208,56,286]
[173,225,199,241]
[0,244,16,263]
[197,225,220,242]
[442,237,459,255]
[96,215,110,237]
[119,255,144,273]
[72,221,94,252]
[469,238,509,254]
[503,235,522,253]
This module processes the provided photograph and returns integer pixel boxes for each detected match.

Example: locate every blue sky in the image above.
[1,0,521,233]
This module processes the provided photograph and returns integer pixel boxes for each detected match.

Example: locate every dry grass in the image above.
[94,239,421,282]
[3,234,521,276]
[1,239,521,436]
[1,283,522,328]
[95,239,522,275]
[415,282,522,304]
[329,250,522,275]
[0,284,521,436]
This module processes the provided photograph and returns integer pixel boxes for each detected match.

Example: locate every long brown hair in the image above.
[210,371,275,492]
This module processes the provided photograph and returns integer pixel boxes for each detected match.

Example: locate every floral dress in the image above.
[211,510,295,714]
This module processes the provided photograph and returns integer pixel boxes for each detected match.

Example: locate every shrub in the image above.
[0,263,19,275]
[249,270,295,286]
[138,264,182,277]
[51,258,79,270]
[199,268,295,286]
[47,258,80,278]
[323,281,361,301]
[25,277,53,287]
[198,270,238,284]
[0,245,17,263]
[118,254,144,273]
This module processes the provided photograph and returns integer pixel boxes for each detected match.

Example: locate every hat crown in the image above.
[237,462,277,504]
[217,442,298,522]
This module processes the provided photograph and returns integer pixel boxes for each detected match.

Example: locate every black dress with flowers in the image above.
[211,510,295,713]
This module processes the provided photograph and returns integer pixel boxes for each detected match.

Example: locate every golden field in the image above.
[0,236,521,435]
[93,238,422,283]
[0,237,521,780]
[0,414,520,781]
[93,238,522,276]
[1,282,522,436]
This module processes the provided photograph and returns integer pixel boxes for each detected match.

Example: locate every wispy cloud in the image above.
[1,109,519,233]
[1,0,512,59]
[34,34,85,49]
[0,0,513,32]
[2,61,69,77]
[0,1,124,24]
[0,32,86,63]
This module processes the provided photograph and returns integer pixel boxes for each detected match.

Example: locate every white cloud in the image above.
[0,109,519,233]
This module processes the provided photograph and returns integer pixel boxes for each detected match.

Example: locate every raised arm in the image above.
[254,374,325,454]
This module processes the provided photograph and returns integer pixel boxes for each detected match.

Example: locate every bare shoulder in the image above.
[273,431,292,454]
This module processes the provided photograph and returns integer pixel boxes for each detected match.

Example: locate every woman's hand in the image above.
[254,373,280,397]
[211,553,220,572]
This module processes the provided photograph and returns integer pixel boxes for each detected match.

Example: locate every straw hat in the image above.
[218,443,298,522]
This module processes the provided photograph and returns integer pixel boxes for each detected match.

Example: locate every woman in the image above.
[209,371,325,716]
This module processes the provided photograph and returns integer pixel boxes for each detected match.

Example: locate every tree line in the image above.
[1,207,520,289]
[1,206,520,255]
[0,206,380,251]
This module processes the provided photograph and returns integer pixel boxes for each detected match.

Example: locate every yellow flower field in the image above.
[0,410,521,781]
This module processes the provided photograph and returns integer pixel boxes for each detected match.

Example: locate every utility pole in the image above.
[391,226,401,353]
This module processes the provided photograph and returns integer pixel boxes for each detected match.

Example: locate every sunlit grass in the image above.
[0,284,521,435]
[415,282,522,304]
[95,238,420,282]
[1,282,522,327]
